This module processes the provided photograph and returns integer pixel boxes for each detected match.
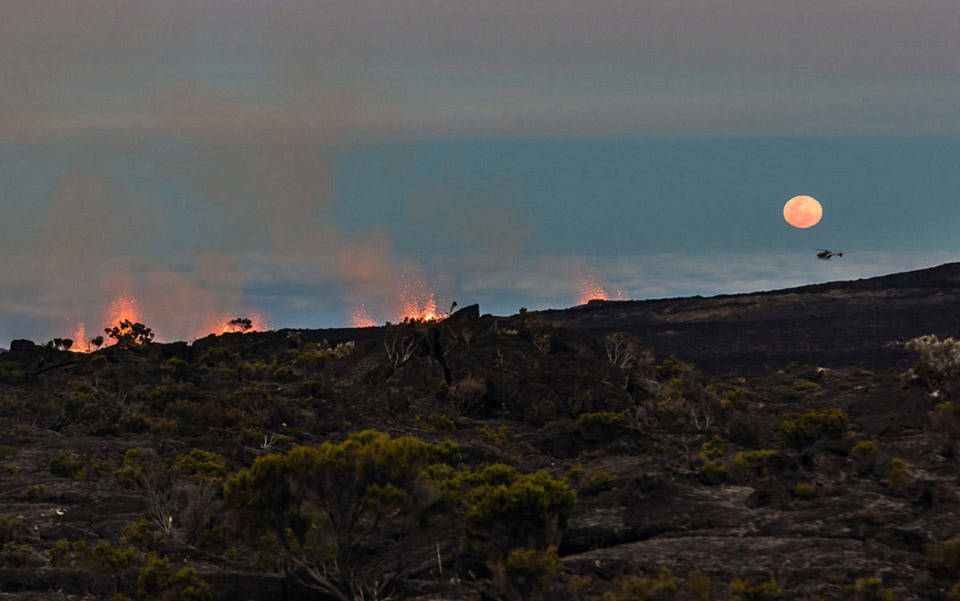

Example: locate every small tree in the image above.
[89,336,104,351]
[463,465,576,561]
[46,338,74,352]
[105,320,155,348]
[224,431,459,601]
[227,317,253,333]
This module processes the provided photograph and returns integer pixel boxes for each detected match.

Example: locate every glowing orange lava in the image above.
[576,276,626,305]
[69,293,146,352]
[199,312,271,338]
[350,305,377,328]
[71,322,93,353]
[107,294,143,332]
[398,281,446,322]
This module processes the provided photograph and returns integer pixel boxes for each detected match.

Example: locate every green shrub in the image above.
[0,541,36,567]
[493,546,560,600]
[174,450,227,482]
[699,435,729,459]
[699,460,727,485]
[271,366,294,381]
[887,458,910,494]
[46,539,136,573]
[224,431,458,600]
[49,450,84,478]
[114,448,144,488]
[119,412,151,433]
[843,578,894,601]
[0,445,18,459]
[414,412,456,432]
[137,553,212,601]
[732,573,782,601]
[121,518,166,550]
[576,411,630,440]
[478,424,510,447]
[436,377,488,414]
[0,515,22,543]
[947,582,960,601]
[464,467,576,560]
[777,408,849,449]
[852,440,879,458]
[793,483,816,500]
[925,536,960,578]
[730,449,778,481]
[564,464,613,491]
[600,568,716,601]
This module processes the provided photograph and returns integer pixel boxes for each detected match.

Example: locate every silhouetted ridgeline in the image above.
[538,261,960,373]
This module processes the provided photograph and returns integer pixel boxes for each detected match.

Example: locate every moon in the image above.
[783,195,823,229]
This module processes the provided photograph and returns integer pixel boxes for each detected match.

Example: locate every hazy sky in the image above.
[3,1,960,344]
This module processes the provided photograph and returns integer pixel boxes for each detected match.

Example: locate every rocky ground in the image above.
[1,264,960,600]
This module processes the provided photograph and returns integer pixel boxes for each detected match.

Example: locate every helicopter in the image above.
[816,249,843,260]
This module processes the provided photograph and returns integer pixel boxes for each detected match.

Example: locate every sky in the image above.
[3,0,960,345]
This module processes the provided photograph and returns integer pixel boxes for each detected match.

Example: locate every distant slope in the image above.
[538,261,960,373]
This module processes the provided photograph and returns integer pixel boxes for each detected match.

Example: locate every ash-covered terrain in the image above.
[2,264,960,601]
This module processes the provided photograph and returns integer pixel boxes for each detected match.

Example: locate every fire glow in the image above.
[199,312,271,338]
[576,276,626,305]
[71,293,144,352]
[350,305,377,328]
[397,280,446,322]
[68,293,272,352]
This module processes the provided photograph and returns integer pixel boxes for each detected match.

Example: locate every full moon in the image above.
[783,195,823,229]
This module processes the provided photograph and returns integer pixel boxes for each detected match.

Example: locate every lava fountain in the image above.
[576,275,626,305]
[398,279,446,322]
[68,293,145,352]
[350,305,377,328]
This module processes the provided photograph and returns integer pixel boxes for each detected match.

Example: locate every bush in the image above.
[137,553,212,601]
[464,466,576,560]
[121,518,166,551]
[414,412,456,432]
[905,334,960,382]
[925,536,960,579]
[0,515,22,543]
[699,460,727,485]
[0,541,37,567]
[119,412,151,433]
[793,483,816,500]
[600,568,716,601]
[852,440,879,458]
[224,431,458,600]
[732,573,782,601]
[174,450,227,482]
[49,450,84,478]
[46,539,137,573]
[114,448,144,488]
[436,377,488,415]
[492,546,560,600]
[699,435,730,459]
[887,458,910,494]
[576,411,630,441]
[843,578,894,601]
[730,449,778,481]
[564,464,613,492]
[777,408,849,450]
